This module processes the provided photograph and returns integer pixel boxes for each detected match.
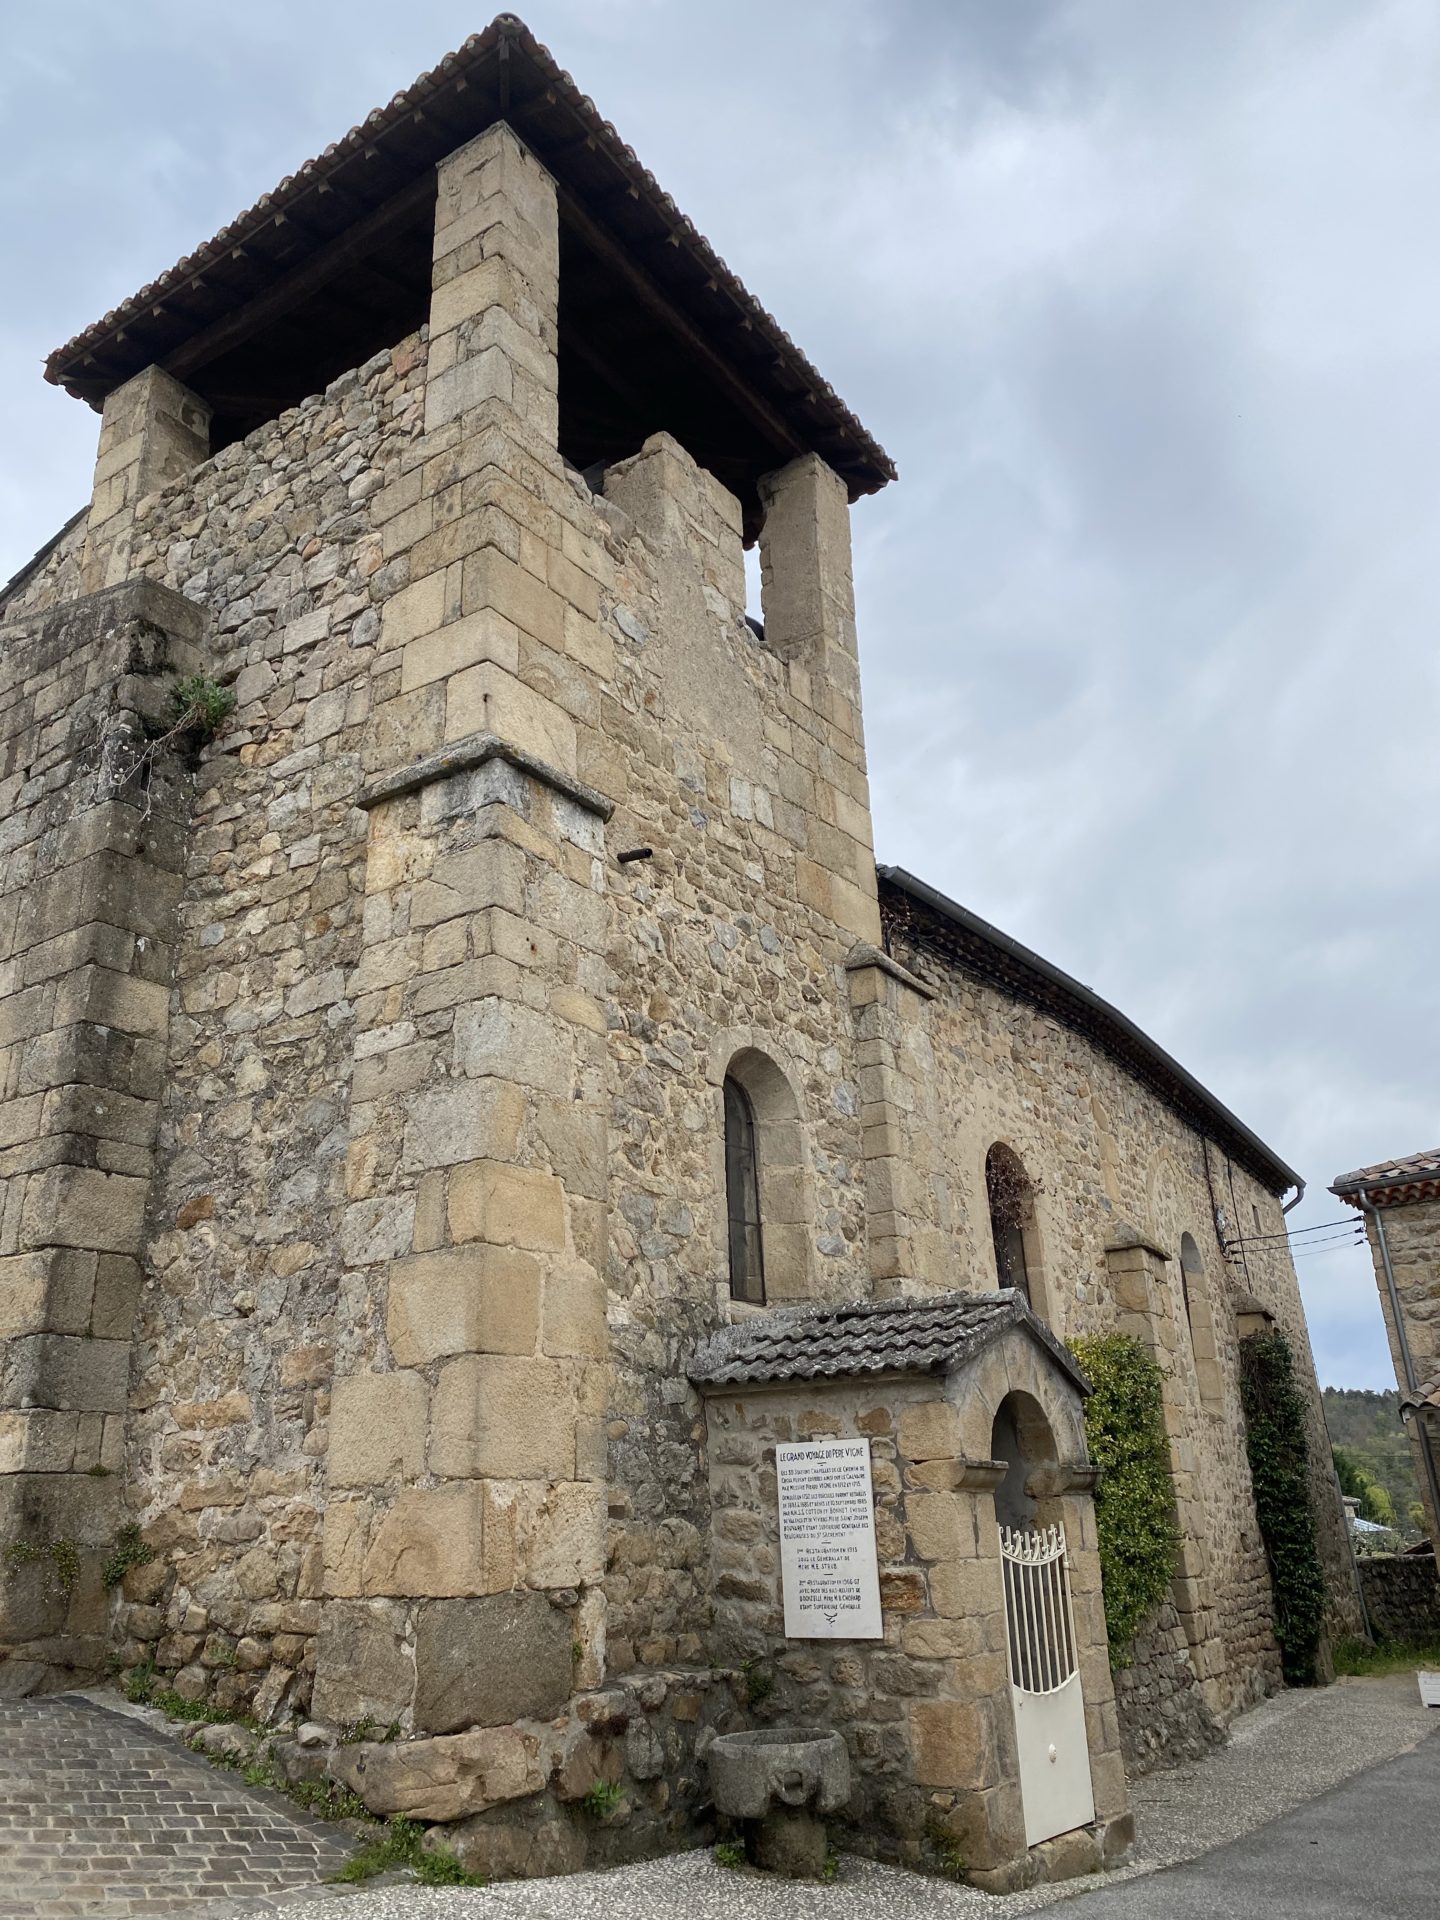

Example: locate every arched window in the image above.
[1178,1231,1198,1330]
[1179,1232,1223,1413]
[986,1143,1039,1309]
[725,1075,765,1304]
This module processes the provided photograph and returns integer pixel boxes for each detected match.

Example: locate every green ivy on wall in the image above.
[1239,1328,1325,1685]
[1071,1333,1181,1663]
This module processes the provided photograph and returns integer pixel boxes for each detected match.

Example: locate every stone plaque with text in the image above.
[776,1438,883,1639]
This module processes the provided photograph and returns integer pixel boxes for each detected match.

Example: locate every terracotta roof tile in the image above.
[1401,1373,1440,1415]
[688,1288,1090,1393]
[43,15,893,503]
[1332,1149,1440,1208]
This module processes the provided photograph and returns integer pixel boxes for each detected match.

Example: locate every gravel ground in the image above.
[195,1670,1439,1920]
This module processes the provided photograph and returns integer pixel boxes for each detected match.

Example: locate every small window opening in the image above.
[1179,1232,1207,1335]
[1180,1231,1223,1414]
[725,1075,765,1304]
[986,1143,1034,1306]
[743,542,765,643]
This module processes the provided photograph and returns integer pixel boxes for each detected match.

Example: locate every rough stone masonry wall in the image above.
[0,119,896,1871]
[1361,1197,1440,1546]
[1357,1549,1440,1644]
[884,946,1359,1764]
[0,575,207,1688]
[594,431,891,1678]
[110,337,430,1717]
[0,329,430,1706]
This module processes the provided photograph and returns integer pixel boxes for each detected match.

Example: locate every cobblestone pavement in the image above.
[0,1695,354,1918]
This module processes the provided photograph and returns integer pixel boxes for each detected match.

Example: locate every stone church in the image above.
[0,15,1354,1889]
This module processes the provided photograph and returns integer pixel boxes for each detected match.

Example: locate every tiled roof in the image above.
[688,1289,1090,1394]
[1400,1373,1440,1416]
[1332,1149,1440,1208]
[41,15,893,505]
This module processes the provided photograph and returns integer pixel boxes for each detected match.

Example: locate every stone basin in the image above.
[707,1727,851,1876]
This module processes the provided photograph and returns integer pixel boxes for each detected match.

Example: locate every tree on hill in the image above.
[1333,1445,1397,1527]
[1322,1387,1422,1539]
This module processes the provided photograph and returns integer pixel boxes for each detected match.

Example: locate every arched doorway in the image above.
[991,1390,1095,1848]
[991,1389,1056,1531]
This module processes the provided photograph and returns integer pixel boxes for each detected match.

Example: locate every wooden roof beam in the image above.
[163,173,437,383]
[556,186,805,467]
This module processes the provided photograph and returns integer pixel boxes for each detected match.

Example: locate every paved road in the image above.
[1053,1731,1440,1919]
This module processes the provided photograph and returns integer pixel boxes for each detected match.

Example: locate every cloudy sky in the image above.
[3,0,1436,1388]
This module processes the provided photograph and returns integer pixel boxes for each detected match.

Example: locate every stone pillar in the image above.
[0,580,206,1689]
[846,947,942,1294]
[1105,1236,1229,1708]
[757,455,881,946]
[1058,1484,1129,1846]
[81,369,211,594]
[904,1461,1026,1882]
[314,121,613,1735]
[425,122,559,443]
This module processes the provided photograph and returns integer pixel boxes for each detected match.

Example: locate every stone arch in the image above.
[985,1141,1049,1320]
[1179,1232,1224,1414]
[990,1388,1058,1532]
[711,1039,814,1305]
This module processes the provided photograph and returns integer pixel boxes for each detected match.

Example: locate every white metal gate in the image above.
[1000,1522,1095,1847]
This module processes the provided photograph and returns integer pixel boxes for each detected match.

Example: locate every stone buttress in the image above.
[0,567,210,1685]
[313,126,612,1741]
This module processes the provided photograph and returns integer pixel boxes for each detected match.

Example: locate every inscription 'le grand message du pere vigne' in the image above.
[776,1439,883,1640]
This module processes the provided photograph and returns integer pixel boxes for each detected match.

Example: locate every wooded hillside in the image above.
[1322,1387,1424,1536]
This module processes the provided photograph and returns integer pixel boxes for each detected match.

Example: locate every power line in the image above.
[1228,1229,1365,1262]
[1224,1216,1358,1248]
[1288,1235,1367,1261]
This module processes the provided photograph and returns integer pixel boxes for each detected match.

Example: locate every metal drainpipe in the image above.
[1282,1178,1306,1215]
[1357,1192,1440,1540]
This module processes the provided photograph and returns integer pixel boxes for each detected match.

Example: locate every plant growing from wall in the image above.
[1070,1333,1180,1663]
[102,1522,155,1591]
[580,1779,625,1821]
[102,669,237,820]
[169,672,236,739]
[1240,1328,1325,1685]
[4,1537,82,1600]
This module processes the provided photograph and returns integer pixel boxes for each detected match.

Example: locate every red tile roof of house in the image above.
[1332,1150,1440,1209]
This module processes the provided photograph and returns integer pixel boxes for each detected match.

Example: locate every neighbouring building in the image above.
[1332,1151,1440,1548]
[0,15,1355,1889]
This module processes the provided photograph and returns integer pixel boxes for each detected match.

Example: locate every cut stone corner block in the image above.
[435,120,558,238]
[756,450,856,662]
[427,121,560,440]
[87,367,212,549]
